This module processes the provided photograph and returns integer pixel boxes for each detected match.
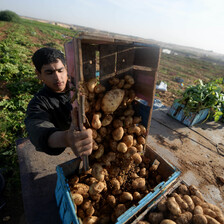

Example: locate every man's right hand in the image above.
[66,107,93,157]
[65,128,93,157]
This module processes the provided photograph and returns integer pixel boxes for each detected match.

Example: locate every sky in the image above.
[1,0,224,54]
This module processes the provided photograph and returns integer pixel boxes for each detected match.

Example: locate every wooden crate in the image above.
[55,145,181,224]
[64,32,161,134]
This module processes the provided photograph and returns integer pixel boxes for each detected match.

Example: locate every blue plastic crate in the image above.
[55,146,181,224]
[168,102,209,126]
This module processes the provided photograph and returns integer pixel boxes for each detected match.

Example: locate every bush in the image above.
[0,10,21,22]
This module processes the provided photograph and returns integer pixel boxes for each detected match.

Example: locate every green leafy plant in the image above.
[175,79,224,122]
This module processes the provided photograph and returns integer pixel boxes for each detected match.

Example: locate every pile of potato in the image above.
[68,75,164,224]
[137,184,224,224]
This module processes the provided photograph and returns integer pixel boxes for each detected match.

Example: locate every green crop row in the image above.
[0,19,77,191]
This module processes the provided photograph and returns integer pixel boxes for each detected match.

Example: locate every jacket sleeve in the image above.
[24,97,65,155]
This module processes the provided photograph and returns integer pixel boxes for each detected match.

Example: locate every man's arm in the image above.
[48,128,92,157]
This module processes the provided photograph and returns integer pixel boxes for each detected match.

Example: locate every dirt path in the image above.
[148,107,224,212]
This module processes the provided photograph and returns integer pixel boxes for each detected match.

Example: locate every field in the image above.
[0,18,224,223]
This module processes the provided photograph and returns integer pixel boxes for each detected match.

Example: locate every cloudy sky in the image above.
[1,0,224,54]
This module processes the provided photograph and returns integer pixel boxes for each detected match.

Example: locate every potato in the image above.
[124,116,133,128]
[98,215,111,224]
[191,195,204,206]
[99,127,107,137]
[113,119,123,128]
[86,205,95,217]
[94,84,106,94]
[205,215,220,224]
[107,195,116,207]
[102,152,116,166]
[120,192,133,202]
[189,185,204,200]
[109,140,118,151]
[89,182,105,196]
[139,168,148,177]
[194,205,204,215]
[102,115,113,126]
[132,153,142,164]
[124,146,138,158]
[148,212,164,224]
[167,197,182,216]
[137,221,150,224]
[133,192,142,201]
[176,211,192,224]
[77,208,86,219]
[124,75,135,85]
[87,78,98,93]
[81,199,92,210]
[149,159,160,171]
[157,198,167,212]
[203,208,217,219]
[137,136,146,145]
[123,135,133,147]
[109,77,120,85]
[101,89,125,114]
[95,98,102,111]
[71,193,83,205]
[183,195,195,211]
[92,113,102,129]
[138,124,147,135]
[128,125,141,135]
[95,133,102,143]
[92,163,105,181]
[136,144,144,152]
[132,177,146,189]
[133,116,142,124]
[160,219,177,224]
[112,127,124,141]
[124,108,135,116]
[178,184,190,195]
[92,144,104,159]
[72,183,89,195]
[117,142,128,153]
[83,216,98,224]
[193,214,208,224]
[114,204,126,218]
[91,129,98,139]
[110,178,121,190]
[117,79,125,88]
[90,193,101,202]
[172,193,188,210]
[216,214,224,224]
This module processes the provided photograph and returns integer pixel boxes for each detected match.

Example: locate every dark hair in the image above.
[32,47,66,72]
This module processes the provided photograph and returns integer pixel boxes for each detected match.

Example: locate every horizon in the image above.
[1,0,224,55]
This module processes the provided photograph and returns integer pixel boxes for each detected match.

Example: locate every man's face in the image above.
[37,59,68,93]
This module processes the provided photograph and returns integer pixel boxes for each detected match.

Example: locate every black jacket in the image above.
[25,85,72,155]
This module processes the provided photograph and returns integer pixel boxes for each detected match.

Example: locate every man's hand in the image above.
[66,107,93,157]
[66,128,93,157]
[47,107,93,157]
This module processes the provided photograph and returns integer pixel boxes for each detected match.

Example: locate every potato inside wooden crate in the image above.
[132,181,224,224]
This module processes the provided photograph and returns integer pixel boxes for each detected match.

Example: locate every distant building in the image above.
[162,49,171,54]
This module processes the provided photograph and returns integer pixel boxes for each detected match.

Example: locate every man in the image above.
[25,47,92,156]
